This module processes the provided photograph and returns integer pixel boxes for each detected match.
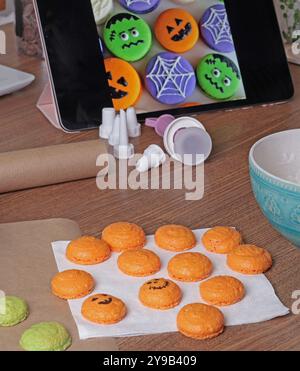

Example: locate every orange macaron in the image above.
[155,225,196,252]
[202,227,242,254]
[227,244,273,275]
[155,8,199,53]
[102,222,146,253]
[168,252,213,282]
[81,294,127,325]
[177,303,225,340]
[104,58,142,111]
[51,270,94,300]
[118,249,161,277]
[66,236,111,265]
[139,278,182,310]
[200,275,245,306]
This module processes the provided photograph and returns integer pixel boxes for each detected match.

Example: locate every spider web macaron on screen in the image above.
[200,3,235,53]
[95,0,246,113]
[146,53,196,105]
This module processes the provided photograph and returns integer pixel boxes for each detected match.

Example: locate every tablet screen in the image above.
[36,0,289,131]
[96,0,247,114]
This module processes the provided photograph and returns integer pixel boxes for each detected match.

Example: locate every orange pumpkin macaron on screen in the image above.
[104,58,142,111]
[154,8,199,53]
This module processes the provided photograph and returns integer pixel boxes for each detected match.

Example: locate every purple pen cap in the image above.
[155,115,175,137]
[145,114,175,137]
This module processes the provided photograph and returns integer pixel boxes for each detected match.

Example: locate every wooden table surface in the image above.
[1,24,300,351]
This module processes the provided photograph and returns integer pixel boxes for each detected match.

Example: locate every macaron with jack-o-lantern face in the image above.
[81,294,127,324]
[139,278,182,310]
[104,58,142,110]
[154,8,199,53]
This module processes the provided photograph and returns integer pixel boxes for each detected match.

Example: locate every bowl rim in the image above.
[249,129,300,192]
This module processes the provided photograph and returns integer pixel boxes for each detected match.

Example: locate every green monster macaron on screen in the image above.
[92,0,246,113]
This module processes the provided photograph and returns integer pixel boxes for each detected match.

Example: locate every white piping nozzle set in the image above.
[100,107,141,160]
[113,110,134,160]
[100,108,212,172]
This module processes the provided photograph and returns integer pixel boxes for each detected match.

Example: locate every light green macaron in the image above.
[0,296,29,327]
[20,322,72,351]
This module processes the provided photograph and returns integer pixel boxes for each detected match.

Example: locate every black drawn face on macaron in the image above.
[146,278,170,290]
[167,18,192,42]
[106,70,129,99]
[91,294,113,305]
[156,8,198,52]
[197,54,241,100]
[104,13,151,62]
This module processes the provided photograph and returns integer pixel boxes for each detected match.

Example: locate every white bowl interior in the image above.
[252,130,300,185]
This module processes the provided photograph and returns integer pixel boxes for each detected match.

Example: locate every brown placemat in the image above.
[0,218,118,351]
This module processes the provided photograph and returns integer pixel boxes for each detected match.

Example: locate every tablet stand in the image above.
[37,82,62,130]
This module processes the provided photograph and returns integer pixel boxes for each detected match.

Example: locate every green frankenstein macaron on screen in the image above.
[92,0,246,112]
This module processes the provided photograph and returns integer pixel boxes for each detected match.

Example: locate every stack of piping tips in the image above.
[113,110,134,160]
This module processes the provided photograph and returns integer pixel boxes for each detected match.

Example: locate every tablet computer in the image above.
[34,0,294,132]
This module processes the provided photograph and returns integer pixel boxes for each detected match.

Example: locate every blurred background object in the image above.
[275,0,300,64]
[14,0,42,58]
[0,0,14,25]
[0,0,6,11]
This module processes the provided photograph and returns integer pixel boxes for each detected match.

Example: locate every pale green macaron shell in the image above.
[0,296,29,327]
[20,322,72,351]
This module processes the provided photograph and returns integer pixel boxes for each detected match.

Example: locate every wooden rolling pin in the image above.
[0,140,108,193]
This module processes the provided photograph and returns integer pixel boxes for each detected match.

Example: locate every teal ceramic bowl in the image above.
[249,130,300,247]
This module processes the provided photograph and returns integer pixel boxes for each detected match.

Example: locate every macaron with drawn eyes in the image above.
[200,275,245,306]
[202,226,242,254]
[196,53,241,100]
[227,245,273,275]
[168,252,213,282]
[103,13,152,62]
[51,270,94,300]
[155,224,196,252]
[66,236,111,265]
[81,294,127,325]
[139,278,182,310]
[118,249,161,277]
